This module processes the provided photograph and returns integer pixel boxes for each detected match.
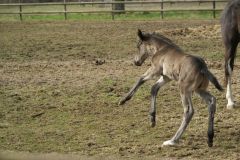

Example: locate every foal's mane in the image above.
[146,32,182,51]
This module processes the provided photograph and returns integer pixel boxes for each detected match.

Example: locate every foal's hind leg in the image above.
[119,68,155,105]
[196,90,216,147]
[162,91,194,146]
[150,76,170,127]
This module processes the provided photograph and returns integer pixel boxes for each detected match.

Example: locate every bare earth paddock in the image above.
[0,20,240,160]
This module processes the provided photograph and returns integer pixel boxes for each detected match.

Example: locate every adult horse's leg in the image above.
[162,91,194,146]
[224,41,238,109]
[150,76,170,127]
[196,90,216,147]
[119,68,155,105]
[222,12,239,108]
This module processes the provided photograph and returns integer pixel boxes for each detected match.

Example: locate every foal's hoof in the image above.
[207,140,213,147]
[151,121,156,128]
[162,140,177,147]
[150,116,156,127]
[118,99,126,106]
[208,142,213,147]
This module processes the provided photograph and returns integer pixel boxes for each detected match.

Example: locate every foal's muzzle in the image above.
[134,56,143,66]
[134,60,142,66]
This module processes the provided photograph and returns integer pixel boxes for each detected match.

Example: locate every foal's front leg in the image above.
[150,76,170,127]
[119,68,154,105]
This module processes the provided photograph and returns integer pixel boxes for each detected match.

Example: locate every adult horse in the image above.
[119,30,223,147]
[221,0,240,109]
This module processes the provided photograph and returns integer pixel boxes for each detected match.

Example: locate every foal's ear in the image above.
[137,29,147,41]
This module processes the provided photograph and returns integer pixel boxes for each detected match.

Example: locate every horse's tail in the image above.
[202,69,224,92]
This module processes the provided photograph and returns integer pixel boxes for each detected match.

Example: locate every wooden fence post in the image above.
[111,0,114,20]
[19,3,22,21]
[212,0,216,18]
[161,0,164,19]
[64,0,67,20]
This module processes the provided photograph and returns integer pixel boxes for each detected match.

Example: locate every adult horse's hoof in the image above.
[227,103,234,109]
[162,140,177,147]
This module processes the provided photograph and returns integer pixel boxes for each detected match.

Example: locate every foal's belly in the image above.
[162,67,179,81]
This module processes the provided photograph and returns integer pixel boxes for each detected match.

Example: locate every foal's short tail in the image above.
[202,69,224,92]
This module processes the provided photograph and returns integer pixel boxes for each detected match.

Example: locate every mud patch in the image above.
[159,25,221,39]
[1,20,240,160]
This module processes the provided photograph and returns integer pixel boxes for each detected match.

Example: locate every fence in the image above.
[0,0,228,21]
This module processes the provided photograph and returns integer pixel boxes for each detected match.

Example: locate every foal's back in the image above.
[153,49,209,92]
[148,32,222,92]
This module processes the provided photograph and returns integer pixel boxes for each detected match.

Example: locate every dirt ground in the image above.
[0,20,240,160]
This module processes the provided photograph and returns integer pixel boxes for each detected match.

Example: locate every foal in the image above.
[119,30,223,147]
[221,0,240,109]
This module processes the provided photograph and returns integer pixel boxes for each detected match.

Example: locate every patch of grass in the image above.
[113,11,222,20]
[23,14,66,21]
[163,10,222,19]
[113,12,162,20]
[68,13,112,21]
[0,11,222,21]
[0,14,20,21]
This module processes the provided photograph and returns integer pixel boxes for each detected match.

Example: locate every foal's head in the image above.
[134,29,154,66]
[134,29,180,66]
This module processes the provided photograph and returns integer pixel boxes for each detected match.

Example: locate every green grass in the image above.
[163,10,222,19]
[0,11,222,21]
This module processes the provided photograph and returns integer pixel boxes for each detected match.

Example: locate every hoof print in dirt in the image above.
[95,59,105,65]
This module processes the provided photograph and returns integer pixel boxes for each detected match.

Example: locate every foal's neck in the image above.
[147,43,158,55]
[149,41,168,56]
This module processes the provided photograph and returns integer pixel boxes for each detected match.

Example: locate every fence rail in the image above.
[0,0,228,21]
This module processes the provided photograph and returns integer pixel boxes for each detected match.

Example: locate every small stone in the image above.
[95,59,105,65]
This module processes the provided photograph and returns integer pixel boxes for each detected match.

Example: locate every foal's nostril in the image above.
[134,60,141,66]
